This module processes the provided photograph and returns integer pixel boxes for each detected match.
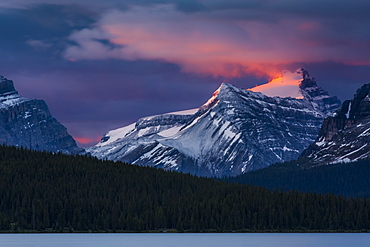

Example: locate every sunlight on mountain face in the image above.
[248,69,304,99]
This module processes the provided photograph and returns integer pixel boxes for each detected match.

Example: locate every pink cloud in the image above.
[297,21,321,31]
[74,136,102,147]
[63,4,370,78]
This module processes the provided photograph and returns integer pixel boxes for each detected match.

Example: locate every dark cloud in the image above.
[175,0,207,13]
[267,0,370,20]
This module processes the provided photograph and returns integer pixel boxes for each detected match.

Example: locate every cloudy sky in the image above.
[1,0,370,146]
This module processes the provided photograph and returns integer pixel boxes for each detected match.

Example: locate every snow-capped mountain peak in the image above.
[0,75,83,154]
[88,69,341,177]
[201,82,235,108]
[0,76,29,109]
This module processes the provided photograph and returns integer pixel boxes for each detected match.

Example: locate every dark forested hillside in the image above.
[225,159,370,198]
[0,145,369,232]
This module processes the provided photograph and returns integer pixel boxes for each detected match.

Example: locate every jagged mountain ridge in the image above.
[0,75,83,154]
[88,69,341,177]
[301,83,370,165]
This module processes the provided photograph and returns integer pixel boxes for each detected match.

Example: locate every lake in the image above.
[1,233,369,247]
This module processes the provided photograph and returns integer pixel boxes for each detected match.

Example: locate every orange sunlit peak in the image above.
[248,69,304,99]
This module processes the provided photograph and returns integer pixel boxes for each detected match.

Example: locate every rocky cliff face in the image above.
[301,83,370,165]
[88,69,340,177]
[0,75,83,154]
[299,69,341,117]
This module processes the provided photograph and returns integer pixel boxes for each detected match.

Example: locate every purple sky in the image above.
[1,0,370,146]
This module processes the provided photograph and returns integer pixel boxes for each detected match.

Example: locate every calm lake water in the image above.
[1,233,369,247]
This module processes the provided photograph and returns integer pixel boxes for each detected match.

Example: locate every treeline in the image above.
[225,159,370,198]
[0,145,369,232]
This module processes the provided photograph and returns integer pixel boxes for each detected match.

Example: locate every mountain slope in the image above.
[301,83,370,165]
[224,158,370,198]
[0,75,83,154]
[88,69,340,177]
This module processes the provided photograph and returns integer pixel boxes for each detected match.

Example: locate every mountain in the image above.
[301,83,370,165]
[225,82,370,198]
[87,69,340,177]
[0,75,83,154]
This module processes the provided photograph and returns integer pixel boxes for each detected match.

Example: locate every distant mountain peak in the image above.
[209,82,239,97]
[298,69,316,88]
[208,69,321,101]
[0,74,83,154]
[301,82,370,165]
[349,83,370,120]
[0,76,18,96]
[0,75,7,82]
[248,68,326,100]
[216,82,236,93]
[215,69,339,118]
[200,82,241,109]
[201,83,263,117]
[88,69,341,177]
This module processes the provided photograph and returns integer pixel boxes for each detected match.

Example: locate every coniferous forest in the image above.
[0,145,369,233]
[224,159,370,198]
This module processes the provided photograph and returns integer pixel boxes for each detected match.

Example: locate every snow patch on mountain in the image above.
[0,94,30,109]
[97,123,136,147]
[165,108,198,116]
